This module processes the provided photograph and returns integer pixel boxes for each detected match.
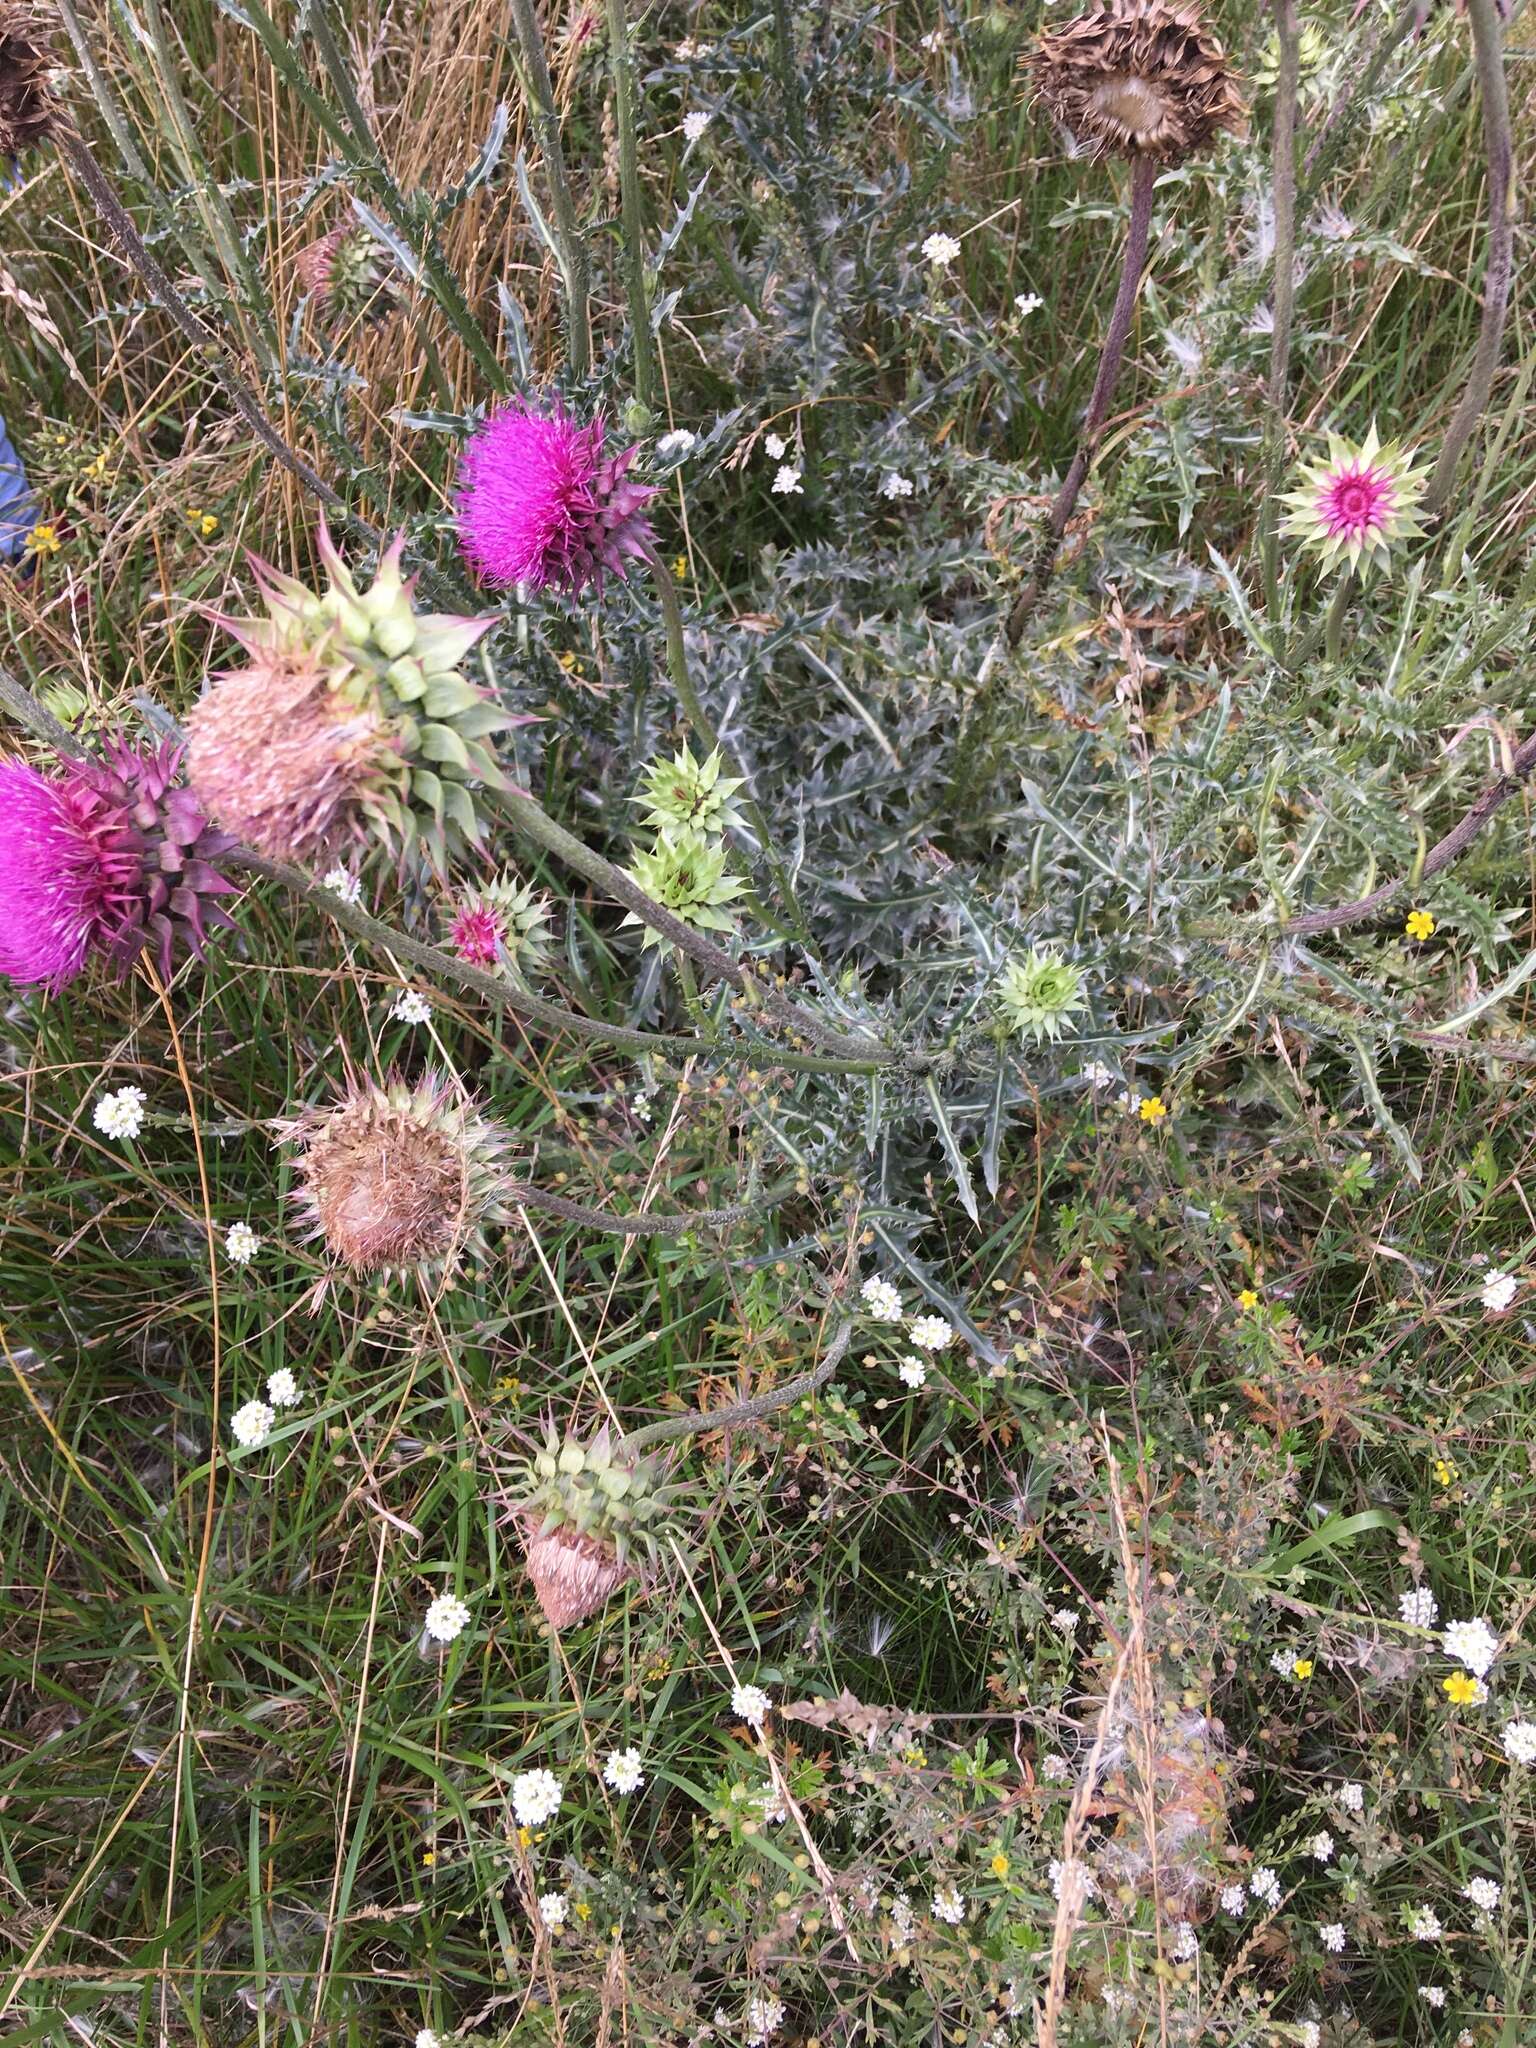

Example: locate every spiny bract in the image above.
[508,1426,689,1631]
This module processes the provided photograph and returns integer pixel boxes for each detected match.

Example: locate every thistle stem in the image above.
[1423,0,1513,515]
[1260,0,1301,616]
[514,1182,789,1238]
[604,0,658,409]
[1322,570,1354,665]
[507,0,592,377]
[620,1319,852,1453]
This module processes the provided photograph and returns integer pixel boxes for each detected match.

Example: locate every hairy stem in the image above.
[1260,0,1301,614]
[1423,0,1513,514]
[515,1182,787,1238]
[621,1319,852,1453]
[507,0,592,376]
[604,0,658,408]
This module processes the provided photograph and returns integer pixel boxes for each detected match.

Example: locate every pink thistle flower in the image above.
[456,400,657,594]
[0,738,238,991]
[451,902,503,966]
[1279,422,1429,574]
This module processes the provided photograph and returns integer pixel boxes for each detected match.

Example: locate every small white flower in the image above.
[771,464,803,496]
[908,1314,953,1352]
[1269,1649,1296,1677]
[1319,1922,1346,1953]
[537,1890,568,1931]
[1050,1607,1081,1634]
[1419,1986,1447,2009]
[1250,1866,1281,1909]
[94,1086,147,1141]
[1335,1781,1364,1812]
[861,1275,903,1321]
[1408,1905,1443,1940]
[1309,1831,1334,1863]
[682,109,712,144]
[1443,1617,1500,1680]
[1502,1717,1536,1764]
[230,1399,273,1450]
[424,1593,471,1645]
[1014,291,1044,316]
[390,988,432,1026]
[1219,1884,1246,1915]
[763,433,788,460]
[266,1367,300,1408]
[1299,2026,1321,2048]
[1463,1875,1501,1911]
[675,36,703,59]
[919,27,943,50]
[1170,1923,1198,1962]
[755,1781,788,1824]
[745,1991,786,2042]
[920,230,962,268]
[1080,1060,1115,1088]
[1400,1586,1439,1629]
[1048,1858,1095,1904]
[897,1355,927,1389]
[930,1884,966,1925]
[1043,1752,1070,1781]
[890,1890,916,1940]
[225,1221,261,1266]
[731,1682,772,1728]
[1480,1266,1518,1312]
[880,472,914,500]
[1116,1088,1143,1116]
[322,866,361,904]
[630,1089,652,1123]
[510,1768,563,1826]
[603,1747,645,1794]
[656,429,698,460]
[414,2030,441,2048]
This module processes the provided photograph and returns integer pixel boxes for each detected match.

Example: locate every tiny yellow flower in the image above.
[990,1852,1010,1879]
[1442,1672,1481,1706]
[556,649,579,672]
[673,553,688,580]
[516,1826,531,1848]
[1139,1095,1168,1125]
[422,1850,436,1865]
[1405,909,1435,942]
[25,522,61,557]
[1292,1657,1314,1680]
[574,1900,592,1921]
[1237,1288,1259,1311]
[198,512,219,537]
[1432,1457,1457,1486]
[902,1745,928,1768]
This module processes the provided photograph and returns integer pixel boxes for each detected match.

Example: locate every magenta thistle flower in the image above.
[1279,422,1429,574]
[0,737,238,991]
[456,400,657,594]
[451,903,502,966]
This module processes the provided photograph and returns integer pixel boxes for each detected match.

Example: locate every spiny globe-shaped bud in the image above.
[294,223,395,325]
[447,871,556,978]
[622,826,746,950]
[1030,1,1246,164]
[189,522,511,873]
[508,1426,687,1631]
[995,948,1088,1043]
[0,3,61,162]
[279,1071,513,1280]
[0,735,239,991]
[632,743,748,839]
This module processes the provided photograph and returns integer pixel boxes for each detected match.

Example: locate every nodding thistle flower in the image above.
[293,223,394,325]
[280,1071,513,1281]
[447,872,555,977]
[187,522,509,873]
[0,737,238,991]
[0,4,61,162]
[995,948,1088,1044]
[623,826,746,949]
[632,743,747,839]
[1279,423,1430,575]
[506,1426,688,1631]
[1030,1,1246,165]
[456,399,657,595]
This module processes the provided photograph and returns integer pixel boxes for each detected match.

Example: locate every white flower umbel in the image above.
[415,2030,442,2048]
[908,1314,954,1352]
[1399,1586,1438,1629]
[1309,1831,1334,1862]
[1050,1607,1081,1634]
[1250,1866,1281,1909]
[603,1747,645,1794]
[1319,1922,1345,1953]
[731,1682,772,1729]
[267,1367,300,1408]
[682,109,712,143]
[897,1356,927,1389]
[921,230,961,267]
[94,1085,147,1141]
[1408,1905,1443,1940]
[1463,1876,1501,1912]
[771,465,803,496]
[423,1593,471,1645]
[1419,1987,1447,2010]
[860,1275,903,1321]
[1219,1884,1246,1915]
[1015,291,1044,316]
[881,472,914,499]
[744,1991,786,2043]
[1335,1781,1364,1812]
[537,1890,568,1931]
[763,433,788,460]
[231,1399,273,1449]
[1502,1718,1536,1765]
[1481,1266,1518,1312]
[322,866,362,904]
[1442,1617,1500,1680]
[225,1221,261,1266]
[390,988,432,1026]
[1170,1923,1198,1962]
[510,1768,563,1826]
[656,429,697,460]
[930,1884,966,1925]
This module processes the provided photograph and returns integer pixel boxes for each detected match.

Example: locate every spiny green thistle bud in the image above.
[189,522,513,874]
[507,1426,690,1630]
[623,826,746,950]
[632,743,747,839]
[294,224,396,326]
[995,948,1088,1044]
[447,871,556,978]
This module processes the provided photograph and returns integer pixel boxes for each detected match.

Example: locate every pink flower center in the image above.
[451,904,502,966]
[1319,462,1395,542]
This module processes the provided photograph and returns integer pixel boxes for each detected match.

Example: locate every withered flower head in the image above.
[1030,0,1246,164]
[280,1072,512,1280]
[0,4,61,162]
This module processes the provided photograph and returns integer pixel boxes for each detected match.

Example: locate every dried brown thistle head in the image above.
[1029,0,1246,165]
[0,4,61,161]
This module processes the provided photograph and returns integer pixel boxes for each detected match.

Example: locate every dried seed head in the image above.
[506,1426,691,1631]
[1030,1,1245,164]
[523,1525,635,1631]
[280,1072,512,1279]
[0,4,62,161]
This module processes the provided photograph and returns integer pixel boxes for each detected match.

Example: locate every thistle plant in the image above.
[994,948,1089,1045]
[506,1426,690,1631]
[446,873,556,978]
[623,826,746,949]
[632,744,748,839]
[1279,423,1430,576]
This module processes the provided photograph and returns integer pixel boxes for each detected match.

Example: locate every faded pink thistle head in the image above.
[0,739,238,991]
[1279,422,1429,575]
[456,400,657,594]
[451,902,502,966]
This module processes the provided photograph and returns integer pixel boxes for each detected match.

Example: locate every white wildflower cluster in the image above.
[930,1884,966,1925]
[230,1399,273,1450]
[1503,1718,1536,1764]
[537,1890,567,1931]
[920,230,962,268]
[423,1592,471,1645]
[731,1683,772,1729]
[322,866,361,904]
[603,1747,645,1794]
[908,1314,954,1352]
[1399,1586,1438,1629]
[390,988,432,1026]
[510,1769,563,1827]
[94,1085,147,1141]
[896,1355,927,1389]
[1480,1264,1518,1312]
[744,1991,786,2043]
[880,472,914,500]
[682,109,711,144]
[267,1367,300,1408]
[771,464,803,496]
[225,1220,261,1266]
[1463,1875,1501,1912]
[861,1274,903,1321]
[1442,1616,1500,1679]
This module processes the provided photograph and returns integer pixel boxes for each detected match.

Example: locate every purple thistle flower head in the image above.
[456,400,657,595]
[0,737,239,992]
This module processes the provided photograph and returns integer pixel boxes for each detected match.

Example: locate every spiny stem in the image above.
[620,1319,852,1453]
[604,0,658,409]
[515,1181,790,1239]
[1423,0,1513,515]
[1322,570,1354,665]
[507,0,592,376]
[1260,0,1301,615]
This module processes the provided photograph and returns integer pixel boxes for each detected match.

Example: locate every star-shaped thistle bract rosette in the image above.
[1279,423,1430,576]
